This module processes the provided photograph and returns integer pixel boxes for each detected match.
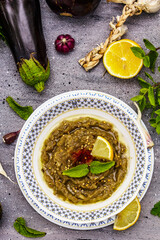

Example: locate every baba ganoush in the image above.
[41,117,128,204]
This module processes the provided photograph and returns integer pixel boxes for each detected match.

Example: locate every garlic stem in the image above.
[134,102,154,148]
[0,162,15,184]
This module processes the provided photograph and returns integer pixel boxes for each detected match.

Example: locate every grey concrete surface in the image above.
[0,0,160,239]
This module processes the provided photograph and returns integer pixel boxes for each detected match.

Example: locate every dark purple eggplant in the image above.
[45,0,101,17]
[0,0,50,92]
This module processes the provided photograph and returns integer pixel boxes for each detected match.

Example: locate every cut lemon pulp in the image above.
[103,39,143,79]
[91,136,113,160]
[113,197,141,231]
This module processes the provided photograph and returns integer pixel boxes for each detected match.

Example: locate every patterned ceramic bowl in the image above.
[14,90,149,229]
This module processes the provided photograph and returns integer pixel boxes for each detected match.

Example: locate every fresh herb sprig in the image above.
[131,39,160,134]
[62,161,115,178]
[131,39,159,72]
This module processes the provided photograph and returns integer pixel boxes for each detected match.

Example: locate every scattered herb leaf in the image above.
[148,51,158,73]
[6,96,33,120]
[145,72,155,83]
[148,86,155,106]
[130,46,145,59]
[130,95,144,102]
[143,55,150,68]
[143,39,156,51]
[90,161,115,174]
[13,217,46,238]
[137,77,151,88]
[151,201,160,217]
[62,164,89,178]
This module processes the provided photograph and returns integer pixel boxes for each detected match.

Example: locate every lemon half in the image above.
[113,197,141,231]
[103,39,143,79]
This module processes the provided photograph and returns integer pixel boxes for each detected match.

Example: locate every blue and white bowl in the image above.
[14,90,153,230]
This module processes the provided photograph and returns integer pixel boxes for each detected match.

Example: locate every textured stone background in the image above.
[0,0,160,239]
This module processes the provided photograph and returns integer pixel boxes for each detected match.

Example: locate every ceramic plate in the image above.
[14,90,152,230]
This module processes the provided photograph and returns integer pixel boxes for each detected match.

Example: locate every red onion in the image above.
[3,130,20,144]
[55,34,75,53]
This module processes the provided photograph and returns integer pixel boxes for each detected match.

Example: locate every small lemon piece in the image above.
[103,39,143,79]
[113,197,141,231]
[91,136,113,160]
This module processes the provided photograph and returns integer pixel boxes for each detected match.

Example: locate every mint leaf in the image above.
[131,47,145,59]
[140,88,148,94]
[143,56,150,68]
[13,218,46,238]
[149,118,157,128]
[151,201,160,217]
[145,72,155,83]
[130,95,144,102]
[138,77,151,88]
[148,87,155,106]
[156,123,160,134]
[139,96,146,112]
[90,161,115,174]
[6,96,33,120]
[143,39,156,51]
[156,115,160,123]
[156,88,160,105]
[62,164,89,178]
[148,51,158,73]
[155,109,160,115]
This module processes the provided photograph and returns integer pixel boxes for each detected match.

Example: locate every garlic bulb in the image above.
[137,0,160,13]
[107,0,135,4]
[108,0,160,13]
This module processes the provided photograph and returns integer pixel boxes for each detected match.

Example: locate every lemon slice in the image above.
[113,197,141,231]
[103,39,143,79]
[91,136,113,160]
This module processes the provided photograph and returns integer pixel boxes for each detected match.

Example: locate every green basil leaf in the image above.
[130,47,145,59]
[158,66,160,72]
[6,96,33,120]
[13,218,46,238]
[62,164,89,178]
[143,39,156,51]
[137,77,151,88]
[143,56,150,68]
[148,87,155,106]
[140,88,148,94]
[156,123,160,134]
[130,95,144,102]
[148,51,158,73]
[155,109,160,115]
[90,161,115,174]
[145,72,154,83]
[138,96,146,112]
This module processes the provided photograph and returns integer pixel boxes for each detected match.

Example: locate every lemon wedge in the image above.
[91,136,113,160]
[103,39,143,79]
[113,197,141,231]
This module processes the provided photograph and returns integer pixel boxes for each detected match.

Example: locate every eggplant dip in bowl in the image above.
[41,117,128,204]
